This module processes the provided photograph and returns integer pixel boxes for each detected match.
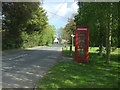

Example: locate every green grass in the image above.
[38,47,120,88]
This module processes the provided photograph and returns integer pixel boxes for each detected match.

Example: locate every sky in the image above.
[42,0,79,29]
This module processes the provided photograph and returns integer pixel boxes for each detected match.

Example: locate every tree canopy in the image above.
[2,2,55,50]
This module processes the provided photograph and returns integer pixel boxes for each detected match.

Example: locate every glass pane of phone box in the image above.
[78,49,85,58]
[79,33,86,36]
[79,40,85,43]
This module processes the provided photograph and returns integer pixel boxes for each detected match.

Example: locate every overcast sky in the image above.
[42,1,79,29]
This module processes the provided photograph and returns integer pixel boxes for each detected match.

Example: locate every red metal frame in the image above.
[74,26,89,62]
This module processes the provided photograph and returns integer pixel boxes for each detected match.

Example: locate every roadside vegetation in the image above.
[2,2,55,50]
[38,2,119,88]
[1,2,119,88]
[60,2,119,64]
[38,47,119,88]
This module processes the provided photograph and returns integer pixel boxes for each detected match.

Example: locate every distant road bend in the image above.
[2,44,62,88]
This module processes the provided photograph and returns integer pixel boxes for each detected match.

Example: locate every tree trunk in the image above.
[99,44,103,56]
[98,19,103,56]
[105,14,112,64]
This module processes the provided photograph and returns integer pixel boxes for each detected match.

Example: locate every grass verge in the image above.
[38,47,120,88]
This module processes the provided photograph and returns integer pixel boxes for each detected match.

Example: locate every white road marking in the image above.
[8,54,28,60]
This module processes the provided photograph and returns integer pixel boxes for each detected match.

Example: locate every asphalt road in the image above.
[2,44,62,88]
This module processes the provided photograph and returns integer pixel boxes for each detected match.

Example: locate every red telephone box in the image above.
[74,26,89,62]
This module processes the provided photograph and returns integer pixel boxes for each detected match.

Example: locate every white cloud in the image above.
[42,2,79,28]
[43,0,74,3]
[42,3,57,19]
[71,2,79,13]
[55,3,69,16]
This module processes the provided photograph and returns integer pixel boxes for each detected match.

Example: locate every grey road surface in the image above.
[2,44,62,88]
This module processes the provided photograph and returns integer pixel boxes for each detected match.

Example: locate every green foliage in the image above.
[2,2,40,50]
[21,31,40,48]
[25,6,48,34]
[2,2,40,32]
[75,2,119,47]
[60,18,76,43]
[39,25,56,46]
[74,2,119,63]
[2,2,55,50]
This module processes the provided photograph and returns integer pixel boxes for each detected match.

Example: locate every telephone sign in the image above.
[74,26,89,62]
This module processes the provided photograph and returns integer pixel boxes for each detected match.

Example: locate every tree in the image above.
[2,2,40,33]
[2,2,40,49]
[105,3,119,63]
[62,18,76,44]
[75,3,107,51]
[40,25,55,45]
[74,2,119,63]
[25,6,48,34]
[2,2,50,49]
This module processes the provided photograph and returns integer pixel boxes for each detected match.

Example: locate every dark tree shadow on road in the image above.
[2,47,62,88]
